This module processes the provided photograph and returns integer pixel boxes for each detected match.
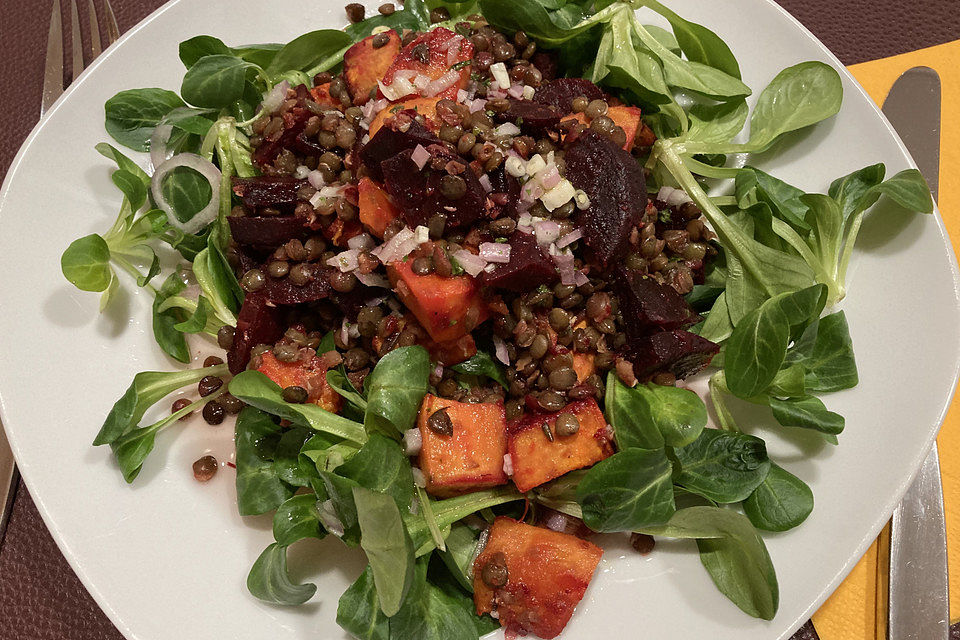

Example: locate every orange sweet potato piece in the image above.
[343,30,402,105]
[255,351,342,413]
[474,517,603,639]
[322,218,363,248]
[572,352,596,382]
[381,28,473,100]
[387,259,490,343]
[418,395,508,497]
[368,96,442,137]
[310,83,340,109]
[565,105,644,151]
[426,333,477,366]
[358,177,401,238]
[508,398,614,492]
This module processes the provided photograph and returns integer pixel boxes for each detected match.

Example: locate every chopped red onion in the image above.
[574,270,590,286]
[538,164,561,190]
[452,249,487,276]
[414,74,432,91]
[478,174,493,193]
[657,185,692,206]
[347,232,375,251]
[493,335,510,365]
[507,83,525,99]
[445,35,464,65]
[412,467,427,488]
[479,242,512,263]
[502,454,514,476]
[411,144,430,170]
[495,122,521,137]
[357,272,390,288]
[403,429,423,456]
[457,89,469,103]
[556,229,583,248]
[486,88,507,99]
[260,80,290,115]
[534,219,561,245]
[468,98,487,113]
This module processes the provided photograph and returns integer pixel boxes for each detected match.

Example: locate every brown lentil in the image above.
[378,2,395,15]
[198,376,223,397]
[429,6,450,22]
[345,3,365,22]
[538,390,566,412]
[202,401,225,425]
[428,408,454,436]
[630,532,656,555]
[481,553,509,588]
[193,455,218,482]
[330,271,358,293]
[585,99,608,119]
[281,385,309,403]
[372,32,392,49]
[172,398,192,420]
[220,394,244,415]
[554,413,580,437]
[217,325,235,350]
[241,268,266,292]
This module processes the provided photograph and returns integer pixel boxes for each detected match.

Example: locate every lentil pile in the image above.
[221,11,719,423]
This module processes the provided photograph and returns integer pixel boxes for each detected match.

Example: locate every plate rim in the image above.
[0,1,957,639]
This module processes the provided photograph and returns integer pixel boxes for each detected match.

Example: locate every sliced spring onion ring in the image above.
[149,123,174,173]
[150,153,221,235]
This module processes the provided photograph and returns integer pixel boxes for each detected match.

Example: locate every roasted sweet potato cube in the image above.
[418,395,508,497]
[387,259,490,343]
[381,28,473,100]
[565,105,644,151]
[508,398,614,492]
[425,333,477,367]
[255,351,342,413]
[358,177,401,238]
[343,30,402,105]
[474,517,603,639]
[368,97,441,137]
[309,83,340,109]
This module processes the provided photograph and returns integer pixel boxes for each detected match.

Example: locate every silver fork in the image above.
[0,0,121,542]
[40,0,120,117]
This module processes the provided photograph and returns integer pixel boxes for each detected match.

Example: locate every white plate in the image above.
[0,0,957,638]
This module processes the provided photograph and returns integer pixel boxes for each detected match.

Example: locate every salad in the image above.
[59,0,935,638]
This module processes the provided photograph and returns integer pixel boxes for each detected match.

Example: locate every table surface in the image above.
[0,1,958,638]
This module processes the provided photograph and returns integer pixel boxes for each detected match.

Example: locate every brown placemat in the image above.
[0,1,958,638]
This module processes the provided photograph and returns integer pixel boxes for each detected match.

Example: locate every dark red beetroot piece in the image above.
[485,167,521,218]
[260,266,333,305]
[564,131,647,270]
[228,294,284,374]
[479,231,558,292]
[228,216,309,248]
[380,145,485,229]
[625,329,719,380]
[533,77,605,112]
[232,176,307,211]
[613,268,700,341]
[359,117,441,182]
[252,106,312,168]
[531,53,558,82]
[493,99,562,132]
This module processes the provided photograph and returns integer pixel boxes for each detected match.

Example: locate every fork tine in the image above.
[87,0,102,58]
[69,0,84,81]
[103,0,119,46]
[41,0,64,116]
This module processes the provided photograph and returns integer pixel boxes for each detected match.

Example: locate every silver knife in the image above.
[884,66,949,640]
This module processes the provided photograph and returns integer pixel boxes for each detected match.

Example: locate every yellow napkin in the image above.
[812,40,960,639]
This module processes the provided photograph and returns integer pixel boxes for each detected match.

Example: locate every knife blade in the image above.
[883,66,949,640]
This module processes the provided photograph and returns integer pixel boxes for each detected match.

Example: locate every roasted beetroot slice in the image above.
[381,147,485,229]
[533,78,604,112]
[228,215,309,248]
[493,99,562,132]
[260,266,334,305]
[613,268,700,340]
[479,231,558,292]
[252,107,312,168]
[531,53,558,82]
[486,167,521,218]
[232,176,307,211]
[228,294,284,374]
[625,330,719,380]
[564,131,647,269]
[359,118,441,182]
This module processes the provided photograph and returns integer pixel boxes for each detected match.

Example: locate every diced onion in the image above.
[574,270,590,286]
[404,429,423,456]
[294,165,310,179]
[356,272,390,288]
[507,84,525,99]
[446,35,464,65]
[556,229,583,248]
[412,467,427,488]
[307,169,327,190]
[371,226,418,264]
[657,185,692,206]
[478,174,493,193]
[522,85,535,100]
[493,335,510,365]
[468,98,487,113]
[534,220,560,245]
[574,189,591,210]
[415,225,430,244]
[452,249,487,276]
[348,233,375,251]
[457,89,469,103]
[538,164,561,190]
[479,242,512,264]
[424,70,460,97]
[260,80,290,115]
[525,154,547,176]
[411,144,430,170]
[490,62,510,90]
[150,154,221,235]
[502,454,514,476]
[327,249,360,272]
[379,76,416,101]
[541,179,576,211]
[505,155,526,178]
[495,122,521,137]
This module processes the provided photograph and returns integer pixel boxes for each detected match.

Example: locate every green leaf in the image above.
[266,29,353,77]
[235,407,296,516]
[736,167,810,233]
[477,0,595,48]
[769,395,844,434]
[829,165,933,222]
[643,0,741,78]
[61,234,113,292]
[745,61,843,152]
[686,100,748,145]
[439,523,480,592]
[104,88,186,151]
[450,351,509,389]
[246,543,316,605]
[229,371,367,444]
[159,165,214,225]
[337,434,416,510]
[273,494,325,546]
[640,506,778,620]
[178,35,232,68]
[181,55,256,109]
[273,426,316,487]
[672,429,771,503]
[95,143,150,185]
[607,374,707,449]
[111,169,148,211]
[338,566,390,640]
[786,311,858,392]
[152,272,191,363]
[743,463,814,532]
[363,346,430,438]
[93,362,228,445]
[575,448,676,532]
[354,486,416,617]
[388,558,480,640]
[172,295,212,333]
[327,368,368,412]
[344,0,429,41]
[320,471,363,545]
[135,249,161,288]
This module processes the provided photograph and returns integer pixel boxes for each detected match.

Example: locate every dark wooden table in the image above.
[0,1,958,638]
